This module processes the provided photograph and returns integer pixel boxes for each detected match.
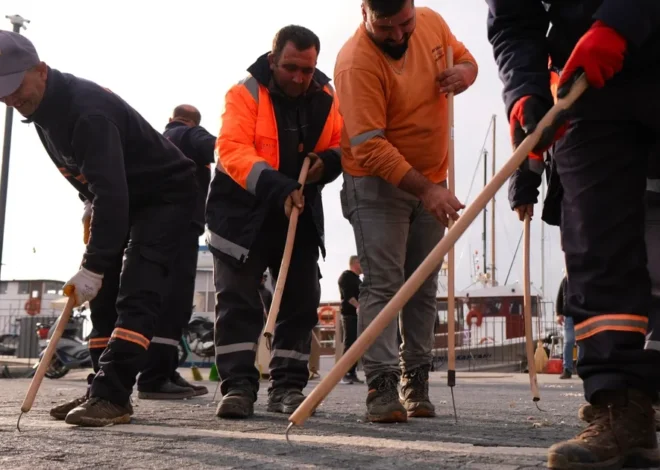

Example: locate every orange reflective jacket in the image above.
[216,77,342,194]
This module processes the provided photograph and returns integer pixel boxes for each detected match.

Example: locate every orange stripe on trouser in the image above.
[88,337,110,349]
[110,327,150,350]
[575,314,648,341]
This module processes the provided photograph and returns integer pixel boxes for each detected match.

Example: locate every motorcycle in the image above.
[178,314,214,366]
[33,308,93,379]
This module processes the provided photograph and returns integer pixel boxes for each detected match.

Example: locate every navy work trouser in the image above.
[87,196,195,405]
[137,224,200,390]
[553,79,660,402]
[213,212,321,397]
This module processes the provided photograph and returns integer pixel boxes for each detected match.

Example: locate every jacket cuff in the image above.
[316,149,342,185]
[508,169,542,209]
[256,169,302,210]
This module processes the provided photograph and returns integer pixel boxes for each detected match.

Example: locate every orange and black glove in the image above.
[557,20,627,97]
[509,95,567,160]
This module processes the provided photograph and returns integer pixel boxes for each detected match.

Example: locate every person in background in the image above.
[338,255,363,384]
[555,275,574,379]
[137,104,215,400]
[207,25,343,420]
[335,0,477,423]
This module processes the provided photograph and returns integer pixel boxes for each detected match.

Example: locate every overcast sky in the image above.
[0,0,565,303]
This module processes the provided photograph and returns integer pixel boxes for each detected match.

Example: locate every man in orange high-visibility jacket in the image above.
[206,25,343,420]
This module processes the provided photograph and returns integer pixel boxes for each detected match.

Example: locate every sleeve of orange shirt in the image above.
[335,68,412,186]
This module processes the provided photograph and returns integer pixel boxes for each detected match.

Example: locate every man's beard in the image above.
[368,31,412,60]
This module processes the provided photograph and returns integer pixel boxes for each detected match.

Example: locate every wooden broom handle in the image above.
[523,214,540,400]
[20,296,77,413]
[263,157,311,340]
[288,74,588,427]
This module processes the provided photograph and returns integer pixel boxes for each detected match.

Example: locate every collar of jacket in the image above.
[23,66,69,126]
[164,120,189,132]
[247,52,331,91]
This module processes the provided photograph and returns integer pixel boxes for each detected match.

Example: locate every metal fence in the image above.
[0,313,60,367]
[430,315,565,372]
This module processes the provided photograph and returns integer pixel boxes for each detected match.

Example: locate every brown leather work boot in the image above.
[50,373,93,420]
[50,394,89,420]
[579,402,660,432]
[400,365,436,418]
[548,389,660,469]
[365,373,407,423]
[64,397,134,427]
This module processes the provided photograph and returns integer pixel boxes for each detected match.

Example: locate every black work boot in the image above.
[400,365,436,418]
[216,385,256,419]
[50,373,93,420]
[547,389,660,469]
[366,373,407,423]
[347,372,364,384]
[172,372,209,397]
[267,388,307,414]
[138,379,195,400]
[559,369,572,379]
[64,397,134,427]
[579,402,660,432]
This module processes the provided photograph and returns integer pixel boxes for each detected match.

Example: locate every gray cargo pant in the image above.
[340,173,445,382]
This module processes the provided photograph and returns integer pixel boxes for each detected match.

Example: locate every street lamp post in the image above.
[0,15,30,280]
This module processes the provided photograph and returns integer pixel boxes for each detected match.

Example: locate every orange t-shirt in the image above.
[334,7,478,186]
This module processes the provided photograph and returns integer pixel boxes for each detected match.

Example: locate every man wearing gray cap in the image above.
[0,31,197,427]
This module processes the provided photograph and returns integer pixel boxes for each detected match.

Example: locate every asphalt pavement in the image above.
[0,369,652,469]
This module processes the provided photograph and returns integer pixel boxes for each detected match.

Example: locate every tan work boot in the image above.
[547,389,659,469]
[400,365,436,418]
[579,402,660,432]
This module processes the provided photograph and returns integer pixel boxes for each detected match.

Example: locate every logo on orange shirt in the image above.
[432,45,445,63]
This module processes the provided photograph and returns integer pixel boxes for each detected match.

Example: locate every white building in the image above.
[0,279,65,318]
[0,245,221,322]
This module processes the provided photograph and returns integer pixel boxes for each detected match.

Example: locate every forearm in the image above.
[397,167,435,199]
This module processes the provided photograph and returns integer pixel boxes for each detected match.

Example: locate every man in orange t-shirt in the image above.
[334,0,478,424]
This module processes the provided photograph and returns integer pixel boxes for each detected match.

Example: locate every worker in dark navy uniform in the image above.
[0,31,196,427]
[137,105,214,399]
[486,1,660,467]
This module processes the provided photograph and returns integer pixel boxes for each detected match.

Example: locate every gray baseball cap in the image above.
[0,31,40,98]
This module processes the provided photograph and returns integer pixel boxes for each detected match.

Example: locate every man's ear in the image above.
[268,52,275,70]
[168,117,173,123]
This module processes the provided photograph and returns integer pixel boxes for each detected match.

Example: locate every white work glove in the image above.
[63,268,103,306]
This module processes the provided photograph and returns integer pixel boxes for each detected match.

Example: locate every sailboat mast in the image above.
[483,149,488,276]
[490,114,497,285]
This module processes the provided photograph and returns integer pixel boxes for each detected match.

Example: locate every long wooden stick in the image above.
[17,295,77,430]
[445,46,458,422]
[523,214,540,402]
[263,157,311,349]
[286,75,588,431]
